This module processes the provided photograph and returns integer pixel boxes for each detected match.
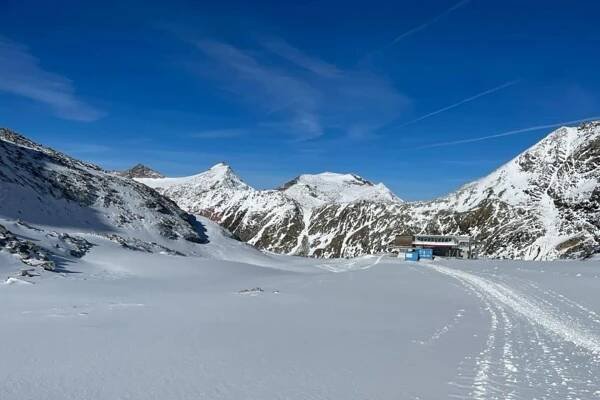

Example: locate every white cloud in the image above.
[0,36,104,122]
[195,39,322,139]
[193,39,409,140]
[260,38,341,78]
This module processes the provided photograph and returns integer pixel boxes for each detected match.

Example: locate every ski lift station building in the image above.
[393,234,477,259]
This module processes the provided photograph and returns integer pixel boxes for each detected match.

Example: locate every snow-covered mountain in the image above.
[0,128,206,272]
[138,164,407,255]
[138,163,305,254]
[139,122,600,260]
[138,162,250,192]
[419,122,600,259]
[279,172,401,209]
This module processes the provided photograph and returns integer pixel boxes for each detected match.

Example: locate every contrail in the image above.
[397,80,519,128]
[362,0,470,62]
[414,116,600,149]
[392,0,471,43]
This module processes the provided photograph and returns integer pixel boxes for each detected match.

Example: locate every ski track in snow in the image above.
[315,254,385,273]
[429,262,600,400]
[417,308,466,346]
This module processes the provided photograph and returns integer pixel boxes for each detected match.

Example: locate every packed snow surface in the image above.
[2,216,599,400]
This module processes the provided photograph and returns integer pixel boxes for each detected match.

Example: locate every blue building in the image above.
[417,248,433,259]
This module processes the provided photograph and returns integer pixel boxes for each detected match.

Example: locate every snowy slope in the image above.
[140,122,600,260]
[0,128,207,272]
[2,186,599,399]
[2,249,600,399]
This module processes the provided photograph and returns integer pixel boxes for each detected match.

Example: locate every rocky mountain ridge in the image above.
[0,128,206,272]
[138,122,600,260]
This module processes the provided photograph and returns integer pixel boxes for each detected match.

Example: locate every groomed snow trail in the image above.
[427,262,600,400]
[315,254,385,273]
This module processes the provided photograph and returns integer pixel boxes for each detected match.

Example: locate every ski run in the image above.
[2,218,599,400]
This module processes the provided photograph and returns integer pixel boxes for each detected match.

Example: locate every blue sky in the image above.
[1,0,600,200]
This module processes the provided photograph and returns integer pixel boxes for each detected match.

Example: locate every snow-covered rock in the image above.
[0,224,55,270]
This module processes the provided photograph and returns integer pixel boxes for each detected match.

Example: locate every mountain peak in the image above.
[447,121,600,210]
[209,162,230,170]
[201,163,246,188]
[280,171,401,209]
[136,162,250,192]
[119,164,164,179]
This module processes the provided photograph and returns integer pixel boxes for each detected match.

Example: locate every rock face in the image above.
[0,128,206,270]
[139,122,600,260]
[118,164,165,179]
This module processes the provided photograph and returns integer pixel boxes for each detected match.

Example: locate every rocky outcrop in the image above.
[117,164,165,179]
[0,224,55,271]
